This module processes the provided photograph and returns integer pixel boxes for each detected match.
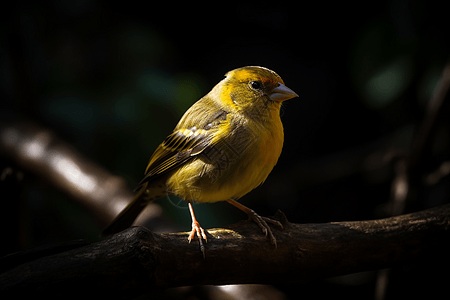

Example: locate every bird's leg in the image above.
[226,199,282,248]
[187,202,207,257]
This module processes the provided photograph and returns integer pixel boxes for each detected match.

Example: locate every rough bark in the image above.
[1,204,449,299]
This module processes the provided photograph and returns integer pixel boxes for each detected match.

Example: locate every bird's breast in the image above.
[245,116,284,176]
[165,113,284,203]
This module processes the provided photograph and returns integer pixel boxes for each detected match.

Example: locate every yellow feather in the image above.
[102,66,298,238]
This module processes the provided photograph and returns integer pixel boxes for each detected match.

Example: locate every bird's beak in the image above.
[269,83,299,102]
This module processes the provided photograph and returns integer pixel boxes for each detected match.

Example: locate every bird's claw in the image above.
[188,220,207,258]
[262,216,284,230]
[247,210,281,248]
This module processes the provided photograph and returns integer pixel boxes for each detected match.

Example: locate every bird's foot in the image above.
[247,210,283,248]
[225,199,282,248]
[188,220,208,258]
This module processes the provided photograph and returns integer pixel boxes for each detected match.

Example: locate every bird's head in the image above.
[212,66,298,117]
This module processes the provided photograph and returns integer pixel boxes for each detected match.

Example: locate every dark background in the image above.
[1,0,449,299]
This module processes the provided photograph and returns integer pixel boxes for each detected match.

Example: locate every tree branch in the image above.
[2,204,449,299]
[0,118,130,225]
[0,117,166,227]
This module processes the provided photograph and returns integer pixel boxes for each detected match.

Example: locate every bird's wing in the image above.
[135,99,229,189]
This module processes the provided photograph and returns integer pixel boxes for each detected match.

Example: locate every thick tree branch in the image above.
[2,204,449,299]
[0,118,130,225]
[0,117,166,227]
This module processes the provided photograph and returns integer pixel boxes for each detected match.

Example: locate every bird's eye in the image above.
[249,81,262,90]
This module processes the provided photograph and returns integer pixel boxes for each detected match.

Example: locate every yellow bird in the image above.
[102,66,298,254]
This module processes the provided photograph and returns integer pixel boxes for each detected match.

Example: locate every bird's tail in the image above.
[101,183,152,237]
